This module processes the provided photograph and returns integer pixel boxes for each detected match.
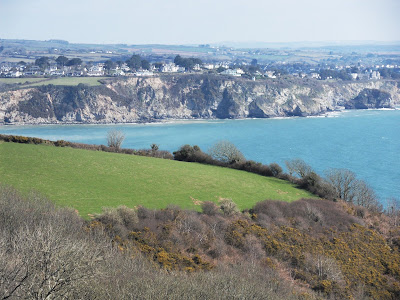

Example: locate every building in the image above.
[371,71,381,80]
[161,63,179,73]
[221,69,241,77]
[135,70,154,77]
[203,64,215,70]
[265,71,276,78]
[350,73,358,80]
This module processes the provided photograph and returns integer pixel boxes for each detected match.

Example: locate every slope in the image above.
[0,142,316,217]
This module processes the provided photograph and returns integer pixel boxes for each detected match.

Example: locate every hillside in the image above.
[0,75,399,124]
[0,142,315,217]
[1,181,399,299]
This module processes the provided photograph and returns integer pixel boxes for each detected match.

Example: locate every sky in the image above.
[0,0,399,45]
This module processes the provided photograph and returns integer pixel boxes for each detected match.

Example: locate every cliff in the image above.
[0,75,399,124]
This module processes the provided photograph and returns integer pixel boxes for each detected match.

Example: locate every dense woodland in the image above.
[0,136,399,299]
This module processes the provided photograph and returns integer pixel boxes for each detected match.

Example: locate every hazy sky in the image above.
[1,0,399,45]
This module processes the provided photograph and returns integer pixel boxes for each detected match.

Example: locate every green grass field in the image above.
[0,77,108,87]
[0,142,316,218]
[0,78,47,85]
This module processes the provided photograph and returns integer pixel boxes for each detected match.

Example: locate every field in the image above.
[0,142,316,218]
[0,77,46,84]
[0,76,108,87]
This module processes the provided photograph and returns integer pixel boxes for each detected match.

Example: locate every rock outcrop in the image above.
[0,75,399,124]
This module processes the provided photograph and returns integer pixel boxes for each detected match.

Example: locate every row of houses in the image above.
[350,70,381,81]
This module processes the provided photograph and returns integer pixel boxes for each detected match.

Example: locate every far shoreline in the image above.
[1,107,398,127]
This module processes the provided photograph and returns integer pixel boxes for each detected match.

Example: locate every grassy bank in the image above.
[0,142,315,217]
[0,76,107,87]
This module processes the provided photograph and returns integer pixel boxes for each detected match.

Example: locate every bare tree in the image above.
[285,159,313,178]
[352,180,381,212]
[386,198,400,226]
[107,130,125,149]
[208,141,245,164]
[325,168,357,202]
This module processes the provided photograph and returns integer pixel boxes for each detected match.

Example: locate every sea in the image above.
[1,109,399,204]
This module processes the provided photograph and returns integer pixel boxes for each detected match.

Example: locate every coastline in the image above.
[1,107,398,126]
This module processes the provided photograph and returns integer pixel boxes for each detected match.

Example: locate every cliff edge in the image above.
[0,75,398,124]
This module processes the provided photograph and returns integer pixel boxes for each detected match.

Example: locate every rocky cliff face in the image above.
[0,75,399,124]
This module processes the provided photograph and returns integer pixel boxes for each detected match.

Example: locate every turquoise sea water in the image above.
[1,109,399,203]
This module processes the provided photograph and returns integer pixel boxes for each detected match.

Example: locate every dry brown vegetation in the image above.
[0,183,399,299]
[0,185,312,299]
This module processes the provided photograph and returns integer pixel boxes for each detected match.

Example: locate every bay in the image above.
[1,109,399,203]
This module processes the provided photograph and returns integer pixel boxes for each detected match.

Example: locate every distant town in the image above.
[1,39,399,82]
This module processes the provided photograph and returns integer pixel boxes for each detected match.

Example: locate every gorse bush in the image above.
[92,196,400,300]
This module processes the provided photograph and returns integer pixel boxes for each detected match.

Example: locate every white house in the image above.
[350,73,358,80]
[135,70,154,77]
[371,71,381,80]
[193,64,201,71]
[161,63,182,73]
[50,70,65,76]
[221,69,241,77]
[265,71,276,78]
[203,64,215,70]
[8,71,22,78]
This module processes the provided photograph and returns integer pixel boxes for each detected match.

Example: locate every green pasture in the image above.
[0,77,108,87]
[0,142,316,218]
[27,77,107,87]
[0,78,46,85]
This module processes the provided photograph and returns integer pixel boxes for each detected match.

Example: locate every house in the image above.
[371,71,380,80]
[121,63,130,71]
[265,71,276,78]
[87,70,104,76]
[193,64,201,71]
[29,66,41,72]
[203,64,215,70]
[8,71,22,78]
[221,69,241,77]
[350,73,358,80]
[135,70,154,77]
[23,71,39,76]
[50,70,65,76]
[112,69,125,76]
[310,73,320,79]
[89,65,104,73]
[87,64,104,76]
[161,63,179,73]
[358,72,370,81]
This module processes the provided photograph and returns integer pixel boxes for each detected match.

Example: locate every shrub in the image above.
[55,139,71,147]
[285,158,313,178]
[219,198,240,216]
[107,129,125,149]
[269,163,283,177]
[208,140,245,164]
[201,201,220,216]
